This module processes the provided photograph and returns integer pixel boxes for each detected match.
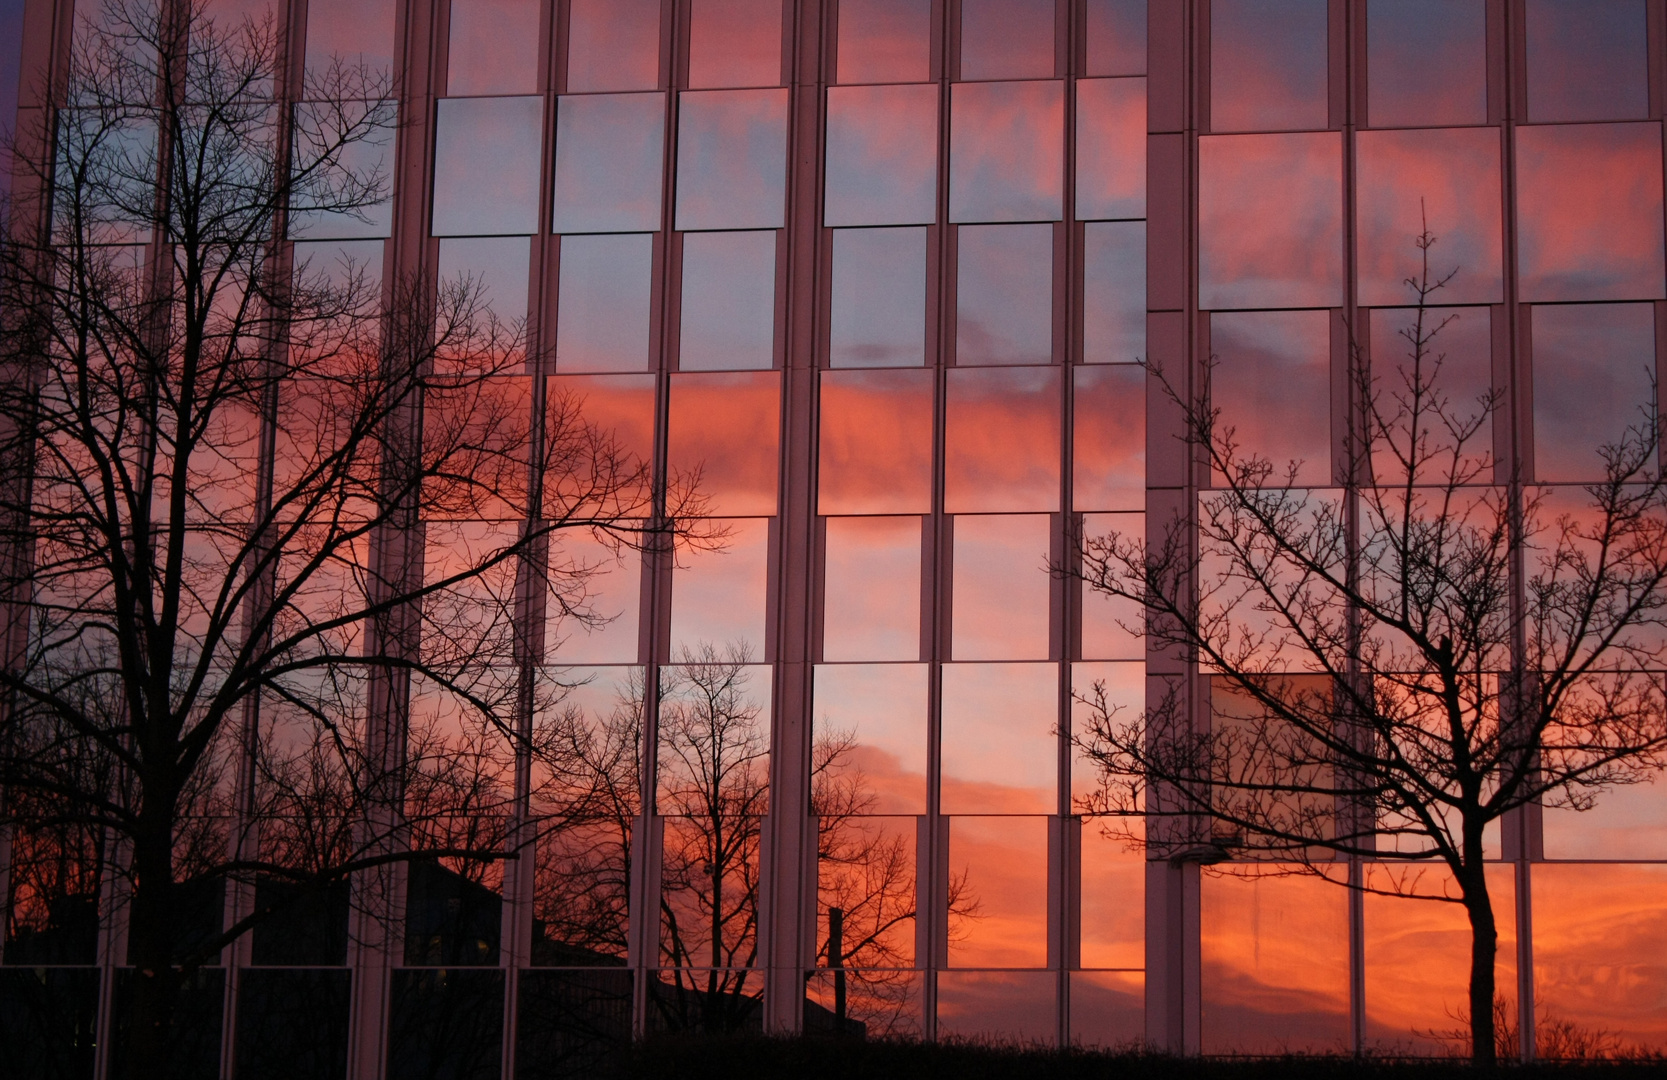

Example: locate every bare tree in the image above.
[1072,226,1667,1063]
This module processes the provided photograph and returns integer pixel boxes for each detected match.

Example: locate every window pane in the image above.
[551,92,666,234]
[433,96,543,236]
[1083,221,1146,364]
[956,224,1053,366]
[1074,367,1144,512]
[836,0,931,84]
[812,663,928,813]
[1085,0,1147,77]
[938,970,1056,1039]
[1526,0,1648,123]
[822,517,921,662]
[555,234,653,372]
[1199,132,1342,310]
[1201,870,1349,1053]
[447,0,540,96]
[1209,0,1327,133]
[547,532,641,664]
[1516,123,1666,303]
[289,107,394,240]
[1071,971,1144,1047]
[688,0,782,89]
[1076,78,1146,221]
[824,83,939,227]
[816,817,919,971]
[1367,305,1492,486]
[952,514,1052,661]
[1533,863,1667,1052]
[944,818,1050,966]
[1366,0,1485,127]
[830,227,927,367]
[235,969,351,1077]
[667,371,782,516]
[1355,126,1502,306]
[818,369,934,514]
[304,0,394,80]
[1543,780,1667,860]
[388,971,503,1074]
[1081,513,1143,659]
[1071,661,1144,806]
[679,230,776,371]
[950,80,1065,224]
[567,0,661,93]
[438,236,530,346]
[941,664,1057,814]
[960,0,1055,81]
[1532,303,1656,482]
[945,367,1063,513]
[676,89,790,230]
[671,518,769,657]
[547,373,658,517]
[1210,310,1331,486]
[1079,822,1143,969]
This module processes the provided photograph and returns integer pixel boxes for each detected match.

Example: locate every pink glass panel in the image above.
[303,0,395,79]
[551,92,666,233]
[547,374,658,513]
[1526,0,1648,123]
[432,96,543,236]
[671,517,769,658]
[944,367,1063,513]
[1210,310,1331,486]
[817,816,918,968]
[818,369,934,515]
[1071,971,1144,1047]
[1367,305,1492,486]
[1543,781,1667,860]
[956,224,1053,365]
[1366,0,1486,127]
[1076,78,1146,221]
[1198,132,1343,310]
[1084,0,1147,77]
[1079,822,1143,970]
[546,531,642,665]
[666,372,781,516]
[1080,514,1144,659]
[806,969,923,1037]
[554,234,653,372]
[438,237,531,334]
[1517,123,1666,303]
[945,818,1050,968]
[1533,863,1667,1051]
[1083,221,1146,364]
[1532,303,1656,482]
[824,83,939,227]
[822,517,922,662]
[1070,662,1144,808]
[688,0,782,89]
[658,812,764,965]
[960,0,1055,81]
[676,89,790,230]
[940,663,1058,814]
[657,659,772,808]
[830,227,928,367]
[836,0,931,84]
[951,514,1051,661]
[567,0,661,93]
[1355,127,1502,306]
[1209,0,1327,133]
[447,0,540,95]
[950,80,1065,223]
[1201,869,1350,1053]
[422,376,534,521]
[1073,367,1145,511]
[679,230,777,371]
[938,970,1057,1040]
[812,663,928,814]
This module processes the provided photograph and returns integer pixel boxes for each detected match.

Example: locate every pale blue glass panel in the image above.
[1532,303,1657,482]
[1210,310,1332,486]
[1210,0,1328,133]
[551,92,665,233]
[1083,221,1145,364]
[289,105,395,240]
[956,224,1052,366]
[438,236,531,330]
[824,83,938,227]
[1526,0,1648,123]
[680,230,776,371]
[830,227,927,368]
[676,88,789,231]
[1366,0,1486,127]
[555,234,653,372]
[432,96,543,236]
[949,80,1064,224]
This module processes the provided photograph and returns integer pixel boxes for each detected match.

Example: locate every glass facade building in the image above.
[2,0,1666,1074]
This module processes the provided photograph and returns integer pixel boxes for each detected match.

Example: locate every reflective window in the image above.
[956,224,1053,366]
[941,664,1057,814]
[830,227,928,368]
[676,89,790,231]
[822,517,922,662]
[688,0,783,89]
[289,107,395,240]
[447,0,540,96]
[1081,513,1144,659]
[567,0,661,93]
[1533,863,1667,1051]
[818,369,935,514]
[1526,0,1649,123]
[303,0,395,80]
[824,83,939,227]
[546,373,657,517]
[1367,306,1492,485]
[960,0,1055,81]
[1071,971,1145,1047]
[555,234,654,372]
[1076,78,1146,221]
[546,533,642,664]
[1543,779,1667,859]
[1355,126,1502,306]
[432,97,543,236]
[679,230,777,371]
[815,816,920,974]
[1516,123,1666,303]
[438,236,531,333]
[667,371,782,516]
[836,0,931,84]
[1085,0,1148,77]
[389,971,503,1067]
[944,818,1049,966]
[1071,661,1144,804]
[1366,0,1485,128]
[671,518,770,657]
[1210,310,1331,486]
[950,80,1065,224]
[1083,221,1146,364]
[1198,132,1342,310]
[551,93,665,234]
[944,367,1062,513]
[1079,822,1143,968]
[1209,0,1327,133]
[812,663,928,812]
[1532,303,1656,482]
[952,514,1052,661]
[939,970,1056,1039]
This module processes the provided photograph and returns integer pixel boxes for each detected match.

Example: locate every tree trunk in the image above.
[126,827,180,1080]
[1458,859,1500,1065]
